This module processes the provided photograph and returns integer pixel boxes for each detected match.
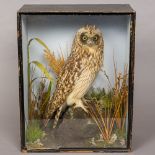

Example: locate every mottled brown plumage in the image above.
[44,25,104,128]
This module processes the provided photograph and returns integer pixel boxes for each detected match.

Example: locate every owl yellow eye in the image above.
[93,35,98,41]
[82,35,88,41]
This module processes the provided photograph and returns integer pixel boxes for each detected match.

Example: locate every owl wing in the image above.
[44,52,83,121]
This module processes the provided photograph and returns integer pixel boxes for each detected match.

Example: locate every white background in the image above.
[0,0,155,155]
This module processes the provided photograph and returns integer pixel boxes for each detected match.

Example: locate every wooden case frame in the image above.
[17,4,136,153]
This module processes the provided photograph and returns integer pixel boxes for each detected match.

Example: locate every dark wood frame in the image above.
[17,4,136,153]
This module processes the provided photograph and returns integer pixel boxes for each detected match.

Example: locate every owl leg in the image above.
[74,99,88,113]
[67,93,88,113]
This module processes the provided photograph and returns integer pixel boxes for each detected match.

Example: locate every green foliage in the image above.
[85,88,113,109]
[27,38,54,121]
[101,91,113,108]
[85,88,105,100]
[26,121,44,143]
[31,61,53,82]
[34,38,50,51]
[39,81,52,117]
[115,129,127,140]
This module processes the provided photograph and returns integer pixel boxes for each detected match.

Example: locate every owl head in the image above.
[74,25,103,49]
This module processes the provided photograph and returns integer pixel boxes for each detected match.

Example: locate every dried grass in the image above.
[44,49,65,76]
[85,58,128,142]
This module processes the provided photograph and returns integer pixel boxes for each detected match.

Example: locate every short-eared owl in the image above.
[44,25,104,128]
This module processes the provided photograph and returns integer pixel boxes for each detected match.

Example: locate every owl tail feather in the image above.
[43,103,68,128]
[53,103,68,129]
[43,118,50,127]
[53,107,62,128]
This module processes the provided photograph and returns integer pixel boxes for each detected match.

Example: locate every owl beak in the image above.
[87,40,93,47]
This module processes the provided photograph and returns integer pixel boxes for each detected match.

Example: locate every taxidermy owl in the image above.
[44,25,104,128]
